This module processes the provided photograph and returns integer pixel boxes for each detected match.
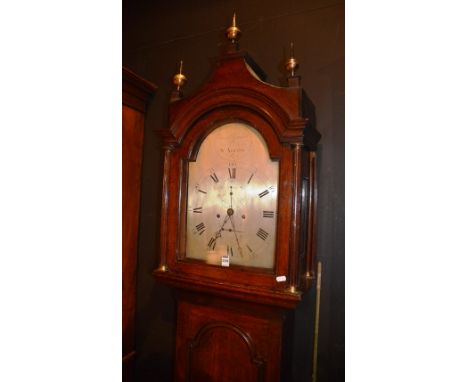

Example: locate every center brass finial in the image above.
[226,13,241,43]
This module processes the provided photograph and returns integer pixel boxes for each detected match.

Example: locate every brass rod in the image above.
[312,261,322,382]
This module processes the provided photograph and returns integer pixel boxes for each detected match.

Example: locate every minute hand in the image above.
[228,215,244,258]
[210,214,230,248]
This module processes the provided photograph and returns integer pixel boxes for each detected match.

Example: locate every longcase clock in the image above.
[154,15,320,382]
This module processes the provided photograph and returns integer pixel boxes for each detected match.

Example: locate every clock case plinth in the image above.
[154,48,320,309]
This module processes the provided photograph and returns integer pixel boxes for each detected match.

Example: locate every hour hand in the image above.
[207,214,230,250]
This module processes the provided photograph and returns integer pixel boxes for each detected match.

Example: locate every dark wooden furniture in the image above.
[154,27,320,381]
[122,67,156,382]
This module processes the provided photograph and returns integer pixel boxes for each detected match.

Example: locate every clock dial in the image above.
[185,122,278,269]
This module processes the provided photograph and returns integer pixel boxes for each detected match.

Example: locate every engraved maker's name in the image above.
[220,147,245,153]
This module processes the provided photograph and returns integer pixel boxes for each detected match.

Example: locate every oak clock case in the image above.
[154,16,320,382]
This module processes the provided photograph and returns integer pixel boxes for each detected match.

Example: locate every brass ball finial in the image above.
[285,42,299,77]
[172,60,187,91]
[226,12,241,43]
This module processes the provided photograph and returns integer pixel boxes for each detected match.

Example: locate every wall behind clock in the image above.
[123,0,344,381]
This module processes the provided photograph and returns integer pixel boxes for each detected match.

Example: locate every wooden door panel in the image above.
[175,297,283,382]
[189,324,262,382]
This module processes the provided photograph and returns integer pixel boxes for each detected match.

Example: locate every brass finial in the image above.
[172,60,187,91]
[226,12,241,43]
[285,42,299,77]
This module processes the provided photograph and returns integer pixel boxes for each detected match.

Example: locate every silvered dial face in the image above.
[185,122,278,269]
